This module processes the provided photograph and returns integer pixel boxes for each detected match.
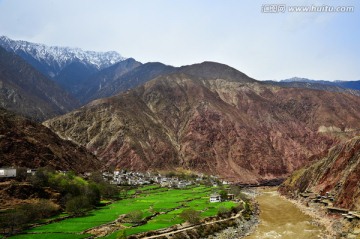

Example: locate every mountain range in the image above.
[266,77,360,96]
[44,62,360,183]
[281,77,360,91]
[0,36,126,94]
[1,36,360,187]
[0,46,79,121]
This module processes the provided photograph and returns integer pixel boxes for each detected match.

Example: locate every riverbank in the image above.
[279,192,360,239]
[207,188,260,239]
[207,215,259,239]
[136,189,260,239]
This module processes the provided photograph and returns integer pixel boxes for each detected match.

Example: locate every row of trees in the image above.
[30,169,120,215]
[1,168,120,234]
[0,199,59,234]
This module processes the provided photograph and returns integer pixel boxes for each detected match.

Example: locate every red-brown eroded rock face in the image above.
[44,71,360,183]
[279,136,360,210]
[0,107,100,173]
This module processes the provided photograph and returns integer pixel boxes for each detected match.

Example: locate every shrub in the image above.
[217,206,231,218]
[230,204,243,214]
[219,190,228,201]
[116,229,127,239]
[126,210,143,223]
[0,199,59,234]
[242,202,253,220]
[179,208,201,224]
[239,192,250,202]
[20,199,59,220]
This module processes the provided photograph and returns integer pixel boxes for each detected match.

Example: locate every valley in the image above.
[0,35,359,238]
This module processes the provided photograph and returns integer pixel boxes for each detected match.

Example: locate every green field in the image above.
[10,185,237,238]
[10,233,91,239]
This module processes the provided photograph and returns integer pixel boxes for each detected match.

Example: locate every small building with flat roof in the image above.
[210,193,221,203]
[0,168,17,178]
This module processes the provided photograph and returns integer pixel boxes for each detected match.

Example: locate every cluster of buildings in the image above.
[105,170,198,188]
[1,167,235,203]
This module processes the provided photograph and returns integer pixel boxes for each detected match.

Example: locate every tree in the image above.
[16,167,28,181]
[65,196,91,216]
[31,169,49,187]
[229,185,241,197]
[179,208,201,224]
[88,171,104,184]
[89,172,119,199]
[85,183,101,206]
[219,190,228,201]
[96,181,118,199]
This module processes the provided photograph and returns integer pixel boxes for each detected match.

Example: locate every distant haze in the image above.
[0,0,359,81]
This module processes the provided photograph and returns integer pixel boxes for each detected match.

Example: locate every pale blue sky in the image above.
[0,0,359,81]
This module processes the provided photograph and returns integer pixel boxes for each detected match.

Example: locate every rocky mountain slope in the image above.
[0,107,100,172]
[44,62,360,183]
[279,136,360,210]
[267,77,360,96]
[78,61,175,104]
[76,58,140,103]
[178,61,256,83]
[0,46,79,121]
[78,61,253,104]
[0,36,125,93]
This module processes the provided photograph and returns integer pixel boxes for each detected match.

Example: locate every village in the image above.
[0,167,235,203]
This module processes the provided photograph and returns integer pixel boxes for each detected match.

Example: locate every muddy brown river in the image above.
[244,188,326,239]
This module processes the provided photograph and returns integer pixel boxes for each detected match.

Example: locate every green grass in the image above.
[9,233,91,239]
[10,185,238,239]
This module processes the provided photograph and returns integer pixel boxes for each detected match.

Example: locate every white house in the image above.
[27,169,37,176]
[210,193,221,203]
[0,168,16,178]
[114,170,121,177]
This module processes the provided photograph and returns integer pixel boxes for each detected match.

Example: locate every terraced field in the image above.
[10,185,238,238]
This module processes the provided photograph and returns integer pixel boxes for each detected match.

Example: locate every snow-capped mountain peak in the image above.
[0,36,126,72]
